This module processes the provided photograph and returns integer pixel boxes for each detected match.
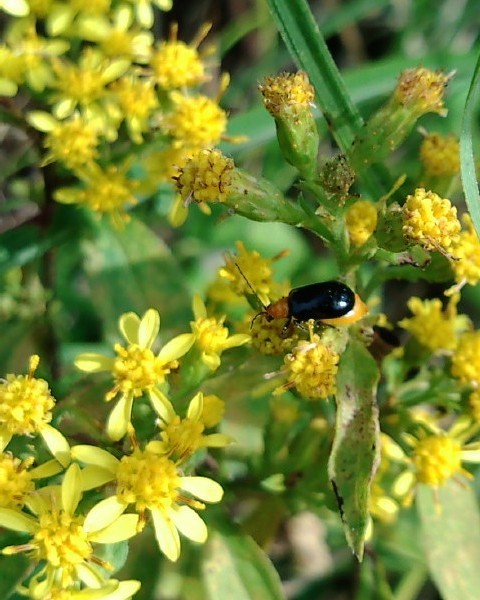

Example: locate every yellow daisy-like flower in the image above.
[394,67,449,117]
[402,188,461,253]
[0,464,139,595]
[164,92,228,149]
[54,162,138,227]
[75,309,194,441]
[219,240,286,306]
[345,199,378,247]
[0,355,70,466]
[250,312,296,356]
[275,329,339,399]
[109,75,158,143]
[49,48,129,123]
[190,295,250,371]
[28,111,99,170]
[399,293,470,352]
[150,22,210,89]
[420,132,460,178]
[77,5,153,62]
[71,442,223,562]
[150,392,231,461]
[259,71,315,118]
[451,330,480,386]
[450,214,480,286]
[392,417,480,505]
[43,0,111,36]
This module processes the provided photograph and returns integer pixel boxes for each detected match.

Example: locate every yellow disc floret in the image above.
[174,148,234,205]
[165,92,227,149]
[110,343,177,400]
[402,188,461,252]
[0,355,55,436]
[451,214,480,286]
[151,40,205,89]
[43,115,98,170]
[116,448,180,512]
[394,67,449,116]
[259,71,315,117]
[451,331,480,386]
[412,434,462,486]
[420,133,460,177]
[399,293,468,352]
[345,199,378,247]
[0,453,35,509]
[279,334,339,399]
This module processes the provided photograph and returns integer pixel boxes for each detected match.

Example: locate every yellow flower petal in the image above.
[201,351,221,371]
[107,393,134,441]
[81,465,116,490]
[62,463,82,516]
[0,427,13,452]
[88,514,139,543]
[72,445,120,472]
[157,333,195,363]
[149,388,175,422]
[170,505,207,543]
[201,433,233,448]
[84,495,127,534]
[138,309,160,349]
[223,333,251,349]
[0,508,37,533]
[30,459,63,480]
[151,508,181,562]
[2,0,29,16]
[75,353,115,373]
[393,470,415,497]
[40,423,71,467]
[192,294,207,320]
[187,392,203,421]
[118,312,141,344]
[180,476,224,502]
[26,111,57,132]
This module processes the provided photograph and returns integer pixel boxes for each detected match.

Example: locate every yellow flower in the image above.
[219,240,286,306]
[54,162,138,227]
[0,26,68,95]
[275,328,339,399]
[250,312,296,356]
[71,443,223,562]
[451,214,480,286]
[24,579,141,600]
[0,464,139,595]
[345,199,378,247]
[150,22,210,89]
[76,5,153,62]
[451,330,480,386]
[150,392,231,461]
[399,293,470,352]
[190,295,250,371]
[0,356,70,466]
[109,75,158,143]
[173,148,234,218]
[49,48,129,123]
[75,309,195,441]
[0,453,35,509]
[393,418,480,505]
[394,67,449,117]
[28,111,99,170]
[420,133,460,177]
[259,71,315,118]
[164,92,227,149]
[402,188,461,253]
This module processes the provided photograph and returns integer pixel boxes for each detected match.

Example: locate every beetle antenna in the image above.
[234,263,267,310]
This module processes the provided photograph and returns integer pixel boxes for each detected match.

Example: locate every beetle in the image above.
[258,280,368,328]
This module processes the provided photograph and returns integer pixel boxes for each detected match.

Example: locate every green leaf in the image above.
[201,519,284,600]
[81,216,191,337]
[417,480,480,600]
[0,553,30,598]
[460,47,480,238]
[328,339,380,560]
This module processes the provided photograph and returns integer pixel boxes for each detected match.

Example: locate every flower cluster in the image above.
[2,1,235,225]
